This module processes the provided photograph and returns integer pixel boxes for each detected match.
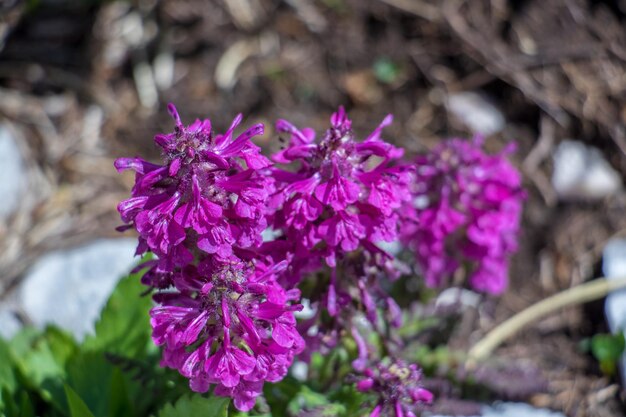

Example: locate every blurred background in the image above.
[1,0,626,415]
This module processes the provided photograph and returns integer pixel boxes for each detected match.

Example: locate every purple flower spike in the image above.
[400,137,524,294]
[355,358,433,417]
[152,259,304,408]
[115,104,306,411]
[269,108,413,310]
[115,104,271,270]
[271,108,410,264]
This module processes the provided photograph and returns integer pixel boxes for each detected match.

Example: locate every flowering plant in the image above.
[112,104,524,416]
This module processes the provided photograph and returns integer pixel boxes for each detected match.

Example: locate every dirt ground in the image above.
[1,0,626,416]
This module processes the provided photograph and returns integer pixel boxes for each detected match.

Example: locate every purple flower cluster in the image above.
[356,359,433,417]
[151,258,303,411]
[269,107,412,316]
[115,104,270,270]
[115,105,303,410]
[400,137,524,294]
[116,103,525,413]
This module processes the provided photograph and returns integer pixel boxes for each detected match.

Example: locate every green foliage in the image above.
[157,395,230,417]
[590,332,625,376]
[0,339,17,395]
[0,262,375,417]
[0,268,193,417]
[82,268,153,357]
[261,378,366,417]
[373,58,401,84]
[64,385,96,417]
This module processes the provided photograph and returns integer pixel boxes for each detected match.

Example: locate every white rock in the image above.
[447,92,505,136]
[19,239,139,341]
[427,402,566,417]
[0,308,22,340]
[376,240,402,256]
[290,361,309,382]
[0,125,25,218]
[602,238,626,382]
[552,140,622,201]
[483,403,566,417]
[436,287,481,310]
[262,227,281,242]
[294,298,316,320]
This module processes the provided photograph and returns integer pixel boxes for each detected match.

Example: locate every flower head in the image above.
[356,358,433,417]
[115,104,270,271]
[269,108,412,318]
[150,258,304,410]
[271,108,410,268]
[401,137,524,294]
[115,105,305,411]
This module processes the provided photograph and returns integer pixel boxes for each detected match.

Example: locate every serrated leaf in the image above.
[5,328,39,372]
[82,270,152,357]
[64,384,96,417]
[157,394,230,417]
[1,326,78,413]
[45,327,78,368]
[14,332,66,409]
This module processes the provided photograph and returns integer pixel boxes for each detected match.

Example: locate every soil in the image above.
[1,0,626,415]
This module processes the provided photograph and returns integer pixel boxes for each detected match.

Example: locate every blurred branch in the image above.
[375,0,441,21]
[468,276,626,365]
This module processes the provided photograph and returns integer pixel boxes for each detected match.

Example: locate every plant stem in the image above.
[467,276,626,364]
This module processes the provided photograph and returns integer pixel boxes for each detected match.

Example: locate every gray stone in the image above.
[0,125,25,218]
[427,402,566,417]
[602,238,626,382]
[552,140,622,201]
[0,308,21,340]
[482,403,566,417]
[447,92,505,136]
[436,287,480,310]
[19,239,139,341]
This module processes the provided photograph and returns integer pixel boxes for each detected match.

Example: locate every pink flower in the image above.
[401,137,524,294]
[151,259,303,408]
[116,104,305,411]
[115,104,270,269]
[269,108,413,320]
[355,358,433,417]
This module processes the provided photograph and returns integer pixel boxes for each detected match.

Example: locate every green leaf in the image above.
[0,339,16,394]
[287,386,342,416]
[45,327,78,368]
[157,394,230,417]
[108,367,133,417]
[591,333,625,362]
[1,387,18,415]
[65,351,114,417]
[64,384,96,417]
[18,391,35,417]
[373,58,400,84]
[591,332,625,376]
[328,385,368,417]
[264,376,302,417]
[82,270,152,357]
[9,328,70,410]
[12,326,78,405]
